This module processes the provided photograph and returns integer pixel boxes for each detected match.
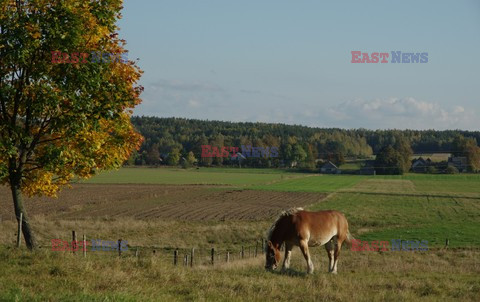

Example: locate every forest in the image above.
[126,116,480,173]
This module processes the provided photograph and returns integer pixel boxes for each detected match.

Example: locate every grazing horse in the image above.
[265,208,352,274]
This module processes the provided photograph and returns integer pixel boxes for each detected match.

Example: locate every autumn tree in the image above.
[0,1,143,249]
[393,135,413,172]
[167,148,181,166]
[452,135,480,172]
[186,151,196,166]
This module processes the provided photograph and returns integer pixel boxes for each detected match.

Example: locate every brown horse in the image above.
[265,208,352,274]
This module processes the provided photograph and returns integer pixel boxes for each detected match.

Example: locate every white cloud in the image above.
[188,99,200,108]
[324,97,477,130]
[136,79,231,118]
[135,80,478,131]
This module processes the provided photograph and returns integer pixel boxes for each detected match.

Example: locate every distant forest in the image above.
[126,116,480,171]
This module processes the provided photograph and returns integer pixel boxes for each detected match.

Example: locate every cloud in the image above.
[150,79,225,93]
[135,82,478,131]
[187,99,201,108]
[324,97,477,130]
[137,79,231,118]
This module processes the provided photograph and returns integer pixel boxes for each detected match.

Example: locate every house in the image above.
[359,160,375,175]
[320,161,341,174]
[411,157,431,173]
[448,156,468,172]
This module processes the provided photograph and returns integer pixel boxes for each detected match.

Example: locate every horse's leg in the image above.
[332,238,344,274]
[282,242,293,271]
[299,239,314,274]
[325,237,335,273]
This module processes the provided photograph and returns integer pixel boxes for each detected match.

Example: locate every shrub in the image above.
[445,166,459,174]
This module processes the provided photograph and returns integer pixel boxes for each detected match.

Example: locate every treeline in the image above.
[126,116,480,172]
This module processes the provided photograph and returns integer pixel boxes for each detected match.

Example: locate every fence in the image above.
[44,229,270,267]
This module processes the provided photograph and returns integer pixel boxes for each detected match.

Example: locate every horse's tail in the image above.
[344,230,355,247]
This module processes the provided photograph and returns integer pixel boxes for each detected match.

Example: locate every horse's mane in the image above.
[266,207,304,248]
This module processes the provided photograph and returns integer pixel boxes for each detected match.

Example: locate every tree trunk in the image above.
[10,182,37,250]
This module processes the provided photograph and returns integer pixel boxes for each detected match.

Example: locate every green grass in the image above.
[250,175,367,192]
[372,174,480,194]
[83,167,301,186]
[309,192,480,248]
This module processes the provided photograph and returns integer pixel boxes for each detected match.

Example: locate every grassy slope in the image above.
[2,169,480,301]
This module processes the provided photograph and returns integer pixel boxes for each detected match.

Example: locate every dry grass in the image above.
[1,244,479,301]
[0,216,271,252]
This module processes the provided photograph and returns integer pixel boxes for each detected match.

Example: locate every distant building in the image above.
[359,160,375,175]
[448,156,468,172]
[411,157,431,173]
[320,161,341,174]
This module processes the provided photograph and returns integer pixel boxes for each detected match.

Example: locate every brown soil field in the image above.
[0,184,326,221]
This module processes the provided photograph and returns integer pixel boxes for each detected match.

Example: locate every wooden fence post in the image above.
[445,239,449,249]
[226,251,230,263]
[83,234,87,258]
[72,230,77,254]
[211,248,215,265]
[135,248,139,258]
[184,254,188,266]
[241,246,244,259]
[191,248,195,267]
[16,213,23,248]
[174,249,178,265]
[118,239,122,257]
[255,241,258,257]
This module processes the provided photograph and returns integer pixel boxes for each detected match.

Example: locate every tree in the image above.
[318,140,345,166]
[304,144,316,169]
[0,1,143,249]
[292,144,307,164]
[186,151,197,165]
[374,146,405,175]
[167,148,181,166]
[452,135,480,172]
[393,135,413,172]
[145,144,161,165]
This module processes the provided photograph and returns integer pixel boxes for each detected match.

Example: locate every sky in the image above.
[118,0,480,130]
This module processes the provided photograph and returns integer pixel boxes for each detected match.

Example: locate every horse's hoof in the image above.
[330,271,338,275]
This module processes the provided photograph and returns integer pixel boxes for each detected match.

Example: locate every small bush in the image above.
[445,166,459,174]
[426,166,437,174]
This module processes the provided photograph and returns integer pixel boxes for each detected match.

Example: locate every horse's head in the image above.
[265,240,281,270]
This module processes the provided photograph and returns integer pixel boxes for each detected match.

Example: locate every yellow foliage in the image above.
[0,0,143,198]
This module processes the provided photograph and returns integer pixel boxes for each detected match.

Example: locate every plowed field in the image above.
[0,184,326,221]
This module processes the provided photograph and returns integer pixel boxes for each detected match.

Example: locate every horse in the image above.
[265,208,352,274]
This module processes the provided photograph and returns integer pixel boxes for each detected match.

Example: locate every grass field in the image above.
[251,175,366,192]
[1,168,480,301]
[82,167,302,186]
[1,246,479,301]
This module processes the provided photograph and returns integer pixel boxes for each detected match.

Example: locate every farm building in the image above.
[320,161,341,174]
[411,157,432,173]
[448,156,468,172]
